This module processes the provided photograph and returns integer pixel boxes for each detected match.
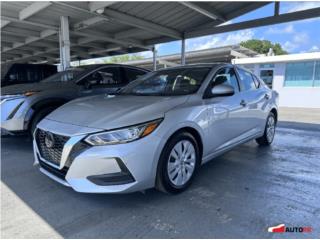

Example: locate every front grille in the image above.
[36,129,70,165]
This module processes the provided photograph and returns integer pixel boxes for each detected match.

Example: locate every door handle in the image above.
[264,94,270,100]
[240,100,247,107]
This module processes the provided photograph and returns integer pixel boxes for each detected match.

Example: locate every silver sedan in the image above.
[33,63,279,194]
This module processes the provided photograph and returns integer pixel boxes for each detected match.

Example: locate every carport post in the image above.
[59,16,71,71]
[181,37,186,65]
[152,46,157,71]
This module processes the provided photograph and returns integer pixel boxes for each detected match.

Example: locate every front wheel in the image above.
[256,112,276,146]
[156,132,200,194]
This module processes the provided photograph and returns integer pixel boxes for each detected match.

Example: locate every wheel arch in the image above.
[25,98,69,129]
[163,126,204,162]
[270,108,278,123]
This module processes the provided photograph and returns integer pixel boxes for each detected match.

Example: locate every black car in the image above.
[1,63,57,87]
[1,64,150,135]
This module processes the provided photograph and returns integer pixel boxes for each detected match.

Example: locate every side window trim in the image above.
[252,74,261,88]
[234,66,245,92]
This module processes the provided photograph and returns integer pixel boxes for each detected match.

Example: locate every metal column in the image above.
[181,38,186,65]
[152,46,157,71]
[59,16,71,71]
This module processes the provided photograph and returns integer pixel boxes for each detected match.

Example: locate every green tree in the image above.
[103,54,144,63]
[240,39,288,55]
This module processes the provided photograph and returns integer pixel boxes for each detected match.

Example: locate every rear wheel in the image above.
[256,112,276,146]
[156,132,200,194]
[30,107,56,137]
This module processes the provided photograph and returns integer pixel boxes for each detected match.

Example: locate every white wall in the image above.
[248,62,320,108]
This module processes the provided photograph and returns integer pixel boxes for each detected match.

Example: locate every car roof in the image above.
[72,64,150,72]
[156,62,233,71]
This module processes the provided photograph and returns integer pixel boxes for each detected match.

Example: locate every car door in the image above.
[204,67,249,154]
[79,66,125,96]
[235,67,268,136]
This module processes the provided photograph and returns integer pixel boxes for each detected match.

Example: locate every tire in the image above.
[256,112,276,146]
[30,107,57,137]
[156,131,200,194]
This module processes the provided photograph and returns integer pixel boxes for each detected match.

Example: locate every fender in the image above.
[24,98,69,128]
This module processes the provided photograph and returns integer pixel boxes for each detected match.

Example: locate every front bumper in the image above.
[1,97,29,134]
[33,126,163,193]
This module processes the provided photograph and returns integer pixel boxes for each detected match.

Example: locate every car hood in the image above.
[46,94,189,130]
[1,82,70,95]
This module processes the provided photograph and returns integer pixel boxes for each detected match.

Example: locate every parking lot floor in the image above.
[1,124,320,238]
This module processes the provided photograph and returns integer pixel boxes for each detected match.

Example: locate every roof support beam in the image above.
[114,28,146,39]
[2,29,40,38]
[1,20,10,28]
[1,16,58,30]
[274,2,280,16]
[53,1,182,40]
[19,2,52,20]
[73,16,107,30]
[2,29,57,53]
[88,2,115,12]
[103,8,182,39]
[1,2,52,31]
[59,16,71,70]
[74,30,151,50]
[185,7,320,38]
[152,46,157,71]
[181,38,186,65]
[180,2,226,21]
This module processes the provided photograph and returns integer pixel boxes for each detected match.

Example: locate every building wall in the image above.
[271,63,320,108]
[239,61,320,108]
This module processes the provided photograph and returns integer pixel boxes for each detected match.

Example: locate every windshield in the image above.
[41,68,86,83]
[119,67,211,96]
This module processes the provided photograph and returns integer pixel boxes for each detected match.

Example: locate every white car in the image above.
[33,64,279,194]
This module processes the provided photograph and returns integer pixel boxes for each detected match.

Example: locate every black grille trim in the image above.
[38,157,69,180]
[65,141,90,167]
[36,129,70,165]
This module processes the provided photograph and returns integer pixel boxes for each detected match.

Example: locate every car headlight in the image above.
[84,119,163,146]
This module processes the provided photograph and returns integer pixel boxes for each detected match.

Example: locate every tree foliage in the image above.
[240,39,288,55]
[103,54,144,63]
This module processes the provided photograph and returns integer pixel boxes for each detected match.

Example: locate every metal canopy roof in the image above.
[1,1,320,65]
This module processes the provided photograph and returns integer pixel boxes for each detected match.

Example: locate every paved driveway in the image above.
[1,124,320,238]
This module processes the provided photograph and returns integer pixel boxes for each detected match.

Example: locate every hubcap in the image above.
[167,140,196,186]
[266,116,276,143]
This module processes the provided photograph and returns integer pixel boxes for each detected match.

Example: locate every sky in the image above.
[81,1,320,64]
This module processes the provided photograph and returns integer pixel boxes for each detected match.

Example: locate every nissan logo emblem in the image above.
[44,132,55,148]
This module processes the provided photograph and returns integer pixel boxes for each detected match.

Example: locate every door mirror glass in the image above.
[211,83,235,97]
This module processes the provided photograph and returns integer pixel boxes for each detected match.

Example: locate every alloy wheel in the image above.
[266,116,276,143]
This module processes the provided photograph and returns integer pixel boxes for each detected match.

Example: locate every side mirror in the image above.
[210,83,235,97]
